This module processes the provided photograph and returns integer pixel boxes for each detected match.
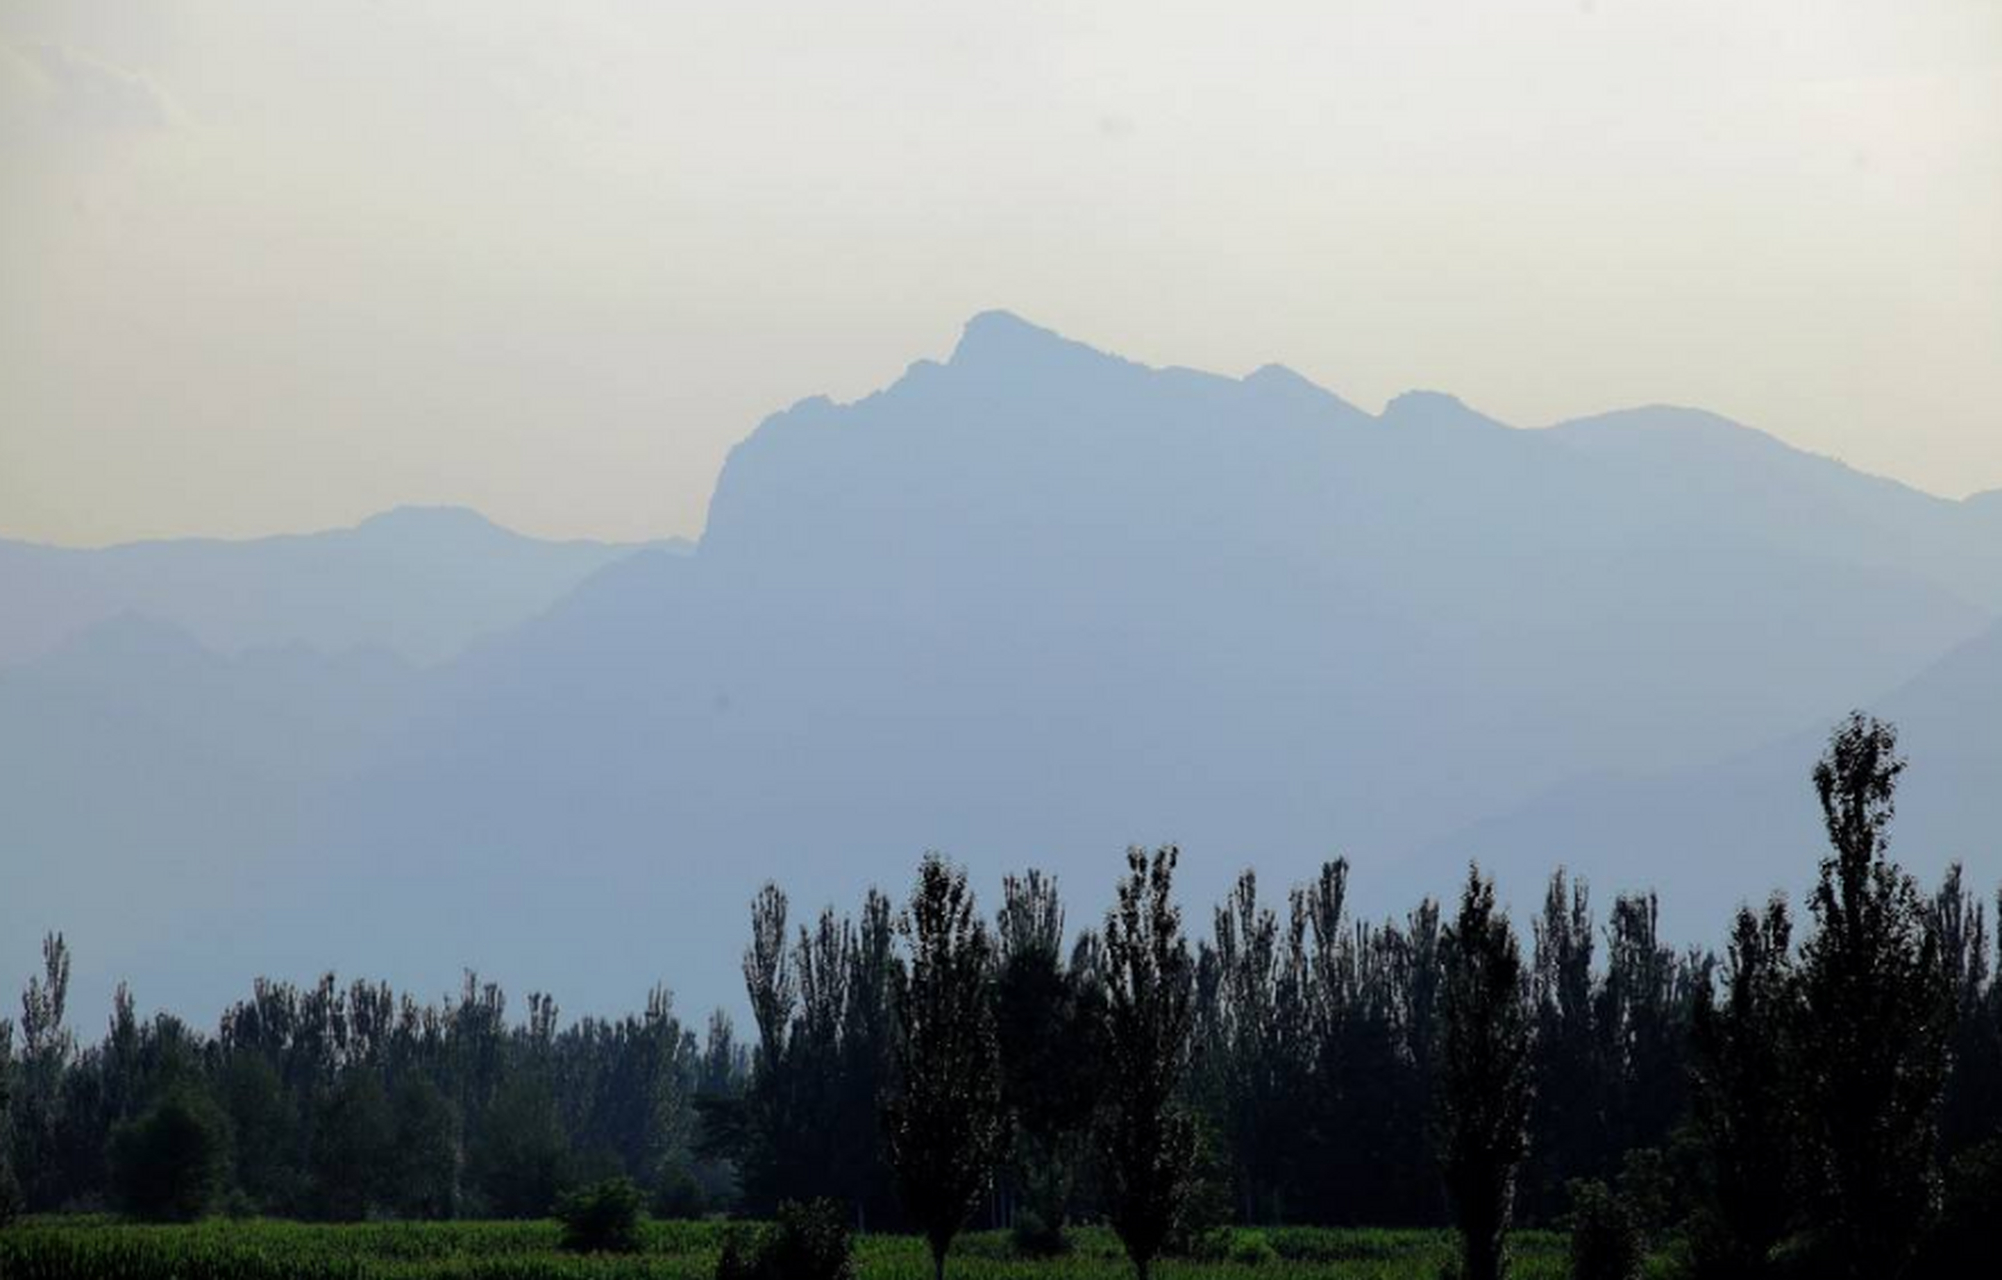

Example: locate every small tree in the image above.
[1440,865,1533,1280]
[1794,714,1952,1278]
[1098,846,1198,1280]
[884,855,1006,1280]
[716,1197,856,1280]
[108,1087,229,1221]
[557,1175,644,1253]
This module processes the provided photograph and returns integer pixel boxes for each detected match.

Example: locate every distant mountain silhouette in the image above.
[0,506,681,667]
[4,313,1996,1024]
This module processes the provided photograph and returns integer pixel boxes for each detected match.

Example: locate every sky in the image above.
[3,0,1999,547]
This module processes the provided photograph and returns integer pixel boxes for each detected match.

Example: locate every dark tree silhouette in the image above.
[1794,713,1953,1278]
[108,1086,229,1221]
[1524,870,1603,1219]
[1688,896,1798,1278]
[883,855,1005,1280]
[1439,865,1533,1280]
[1098,846,1199,1280]
[0,1016,18,1224]
[994,870,1101,1249]
[838,891,902,1231]
[1930,864,2001,1159]
[15,932,73,1210]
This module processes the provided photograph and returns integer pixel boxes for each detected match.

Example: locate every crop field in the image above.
[0,1218,1678,1280]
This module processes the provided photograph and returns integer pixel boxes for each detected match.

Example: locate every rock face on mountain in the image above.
[4,313,1996,1024]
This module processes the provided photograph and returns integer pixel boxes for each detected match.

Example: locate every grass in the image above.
[0,1216,1672,1279]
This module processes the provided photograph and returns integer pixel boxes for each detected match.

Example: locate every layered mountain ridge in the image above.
[4,312,1995,1027]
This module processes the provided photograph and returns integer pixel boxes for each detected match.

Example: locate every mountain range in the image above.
[4,311,1997,1027]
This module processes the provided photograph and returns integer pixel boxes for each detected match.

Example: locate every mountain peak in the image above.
[949,310,1114,370]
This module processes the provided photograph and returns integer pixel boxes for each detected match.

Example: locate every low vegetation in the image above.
[0,1218,1611,1280]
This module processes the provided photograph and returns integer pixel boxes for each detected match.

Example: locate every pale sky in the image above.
[4,0,1999,546]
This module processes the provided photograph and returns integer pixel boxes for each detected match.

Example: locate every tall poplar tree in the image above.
[884,855,1005,1280]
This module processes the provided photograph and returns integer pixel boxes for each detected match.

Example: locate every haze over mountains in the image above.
[5,312,1997,1027]
[0,506,678,668]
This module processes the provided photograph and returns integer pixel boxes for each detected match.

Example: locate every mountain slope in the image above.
[5,312,1996,1024]
[0,506,680,667]
[1407,617,2002,936]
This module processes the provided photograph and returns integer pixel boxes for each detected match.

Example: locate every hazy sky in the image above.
[4,0,1999,546]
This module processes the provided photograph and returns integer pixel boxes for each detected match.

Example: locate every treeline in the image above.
[2,715,1999,1280]
[0,964,744,1223]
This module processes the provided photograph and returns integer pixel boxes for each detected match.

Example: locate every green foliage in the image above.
[1564,1182,1640,1280]
[0,1219,1592,1279]
[387,1075,461,1221]
[715,1198,855,1280]
[313,1072,394,1221]
[1229,1229,1278,1266]
[555,1177,643,1254]
[469,1075,572,1219]
[108,1088,230,1222]
[1006,1206,1069,1258]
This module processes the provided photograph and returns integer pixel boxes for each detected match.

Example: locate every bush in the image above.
[556,1176,644,1253]
[713,1198,854,1280]
[109,1089,230,1222]
[1568,1180,1643,1280]
[1229,1229,1279,1266]
[1009,1206,1071,1258]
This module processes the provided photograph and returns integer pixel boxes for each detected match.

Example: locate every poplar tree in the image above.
[1794,714,1952,1278]
[884,855,1005,1280]
[1688,897,1798,1278]
[1099,846,1198,1280]
[1439,866,1533,1280]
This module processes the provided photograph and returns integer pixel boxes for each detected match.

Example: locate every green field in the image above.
[0,1217,1677,1280]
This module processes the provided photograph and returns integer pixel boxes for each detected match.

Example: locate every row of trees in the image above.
[687,715,2002,1279]
[3,715,1999,1279]
[0,957,743,1223]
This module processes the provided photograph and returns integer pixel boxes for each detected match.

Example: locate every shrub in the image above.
[1009,1206,1070,1258]
[1568,1180,1644,1280]
[556,1176,644,1253]
[1229,1229,1278,1266]
[713,1198,854,1280]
